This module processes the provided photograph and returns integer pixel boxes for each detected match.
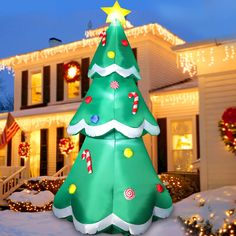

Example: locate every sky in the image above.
[0,0,236,103]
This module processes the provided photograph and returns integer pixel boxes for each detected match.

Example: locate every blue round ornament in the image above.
[90,115,100,124]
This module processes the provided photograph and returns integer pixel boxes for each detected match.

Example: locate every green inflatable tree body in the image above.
[53,3,173,235]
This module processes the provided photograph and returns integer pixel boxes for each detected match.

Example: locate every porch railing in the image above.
[0,166,28,206]
[52,165,71,178]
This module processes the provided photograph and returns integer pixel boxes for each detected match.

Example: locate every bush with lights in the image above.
[7,178,65,212]
[24,178,65,194]
[7,200,53,213]
[159,173,199,203]
[179,212,236,236]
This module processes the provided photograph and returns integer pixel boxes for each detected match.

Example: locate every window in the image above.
[170,119,194,172]
[70,135,79,163]
[30,71,42,105]
[67,80,80,99]
[0,146,6,166]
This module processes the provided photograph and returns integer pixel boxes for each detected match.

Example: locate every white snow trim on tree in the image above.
[53,205,173,235]
[88,64,141,80]
[67,119,160,138]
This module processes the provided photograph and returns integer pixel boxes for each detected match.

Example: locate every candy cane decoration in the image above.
[128,92,139,115]
[99,30,106,46]
[81,149,93,174]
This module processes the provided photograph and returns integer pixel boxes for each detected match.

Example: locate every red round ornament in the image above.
[85,96,92,104]
[156,184,164,193]
[121,39,129,46]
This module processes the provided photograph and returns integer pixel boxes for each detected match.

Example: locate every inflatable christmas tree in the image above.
[53,2,173,235]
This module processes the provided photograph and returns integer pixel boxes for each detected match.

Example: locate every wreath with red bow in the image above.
[218,107,236,154]
[64,61,80,83]
[59,138,74,155]
[18,142,30,159]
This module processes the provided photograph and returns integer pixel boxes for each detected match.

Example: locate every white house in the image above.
[0,22,186,179]
[173,39,236,190]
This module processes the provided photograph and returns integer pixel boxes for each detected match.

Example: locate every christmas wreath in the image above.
[18,142,30,159]
[59,137,74,155]
[218,107,236,154]
[64,61,80,83]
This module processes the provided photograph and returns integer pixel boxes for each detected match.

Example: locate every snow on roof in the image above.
[0,23,185,71]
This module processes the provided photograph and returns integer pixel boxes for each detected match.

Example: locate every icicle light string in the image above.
[178,44,236,77]
[0,23,184,73]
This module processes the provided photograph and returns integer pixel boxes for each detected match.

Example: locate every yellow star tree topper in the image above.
[101,1,131,25]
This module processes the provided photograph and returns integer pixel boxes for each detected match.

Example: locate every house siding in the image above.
[199,71,236,190]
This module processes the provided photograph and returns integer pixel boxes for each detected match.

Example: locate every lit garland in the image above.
[64,61,81,83]
[151,91,199,107]
[159,173,199,203]
[7,200,53,212]
[59,137,74,155]
[218,107,236,155]
[25,178,65,194]
[18,142,30,159]
[0,23,185,74]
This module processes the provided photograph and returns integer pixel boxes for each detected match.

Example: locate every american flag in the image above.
[0,113,20,148]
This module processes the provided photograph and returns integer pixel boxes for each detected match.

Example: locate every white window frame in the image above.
[167,116,197,172]
[28,69,43,106]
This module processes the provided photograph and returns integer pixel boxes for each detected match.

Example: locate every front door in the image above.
[30,130,40,177]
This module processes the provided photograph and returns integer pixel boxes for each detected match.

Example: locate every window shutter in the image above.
[7,140,12,166]
[79,133,86,150]
[43,66,50,104]
[81,58,90,98]
[157,118,167,174]
[40,129,48,176]
[132,48,137,60]
[196,115,200,160]
[132,48,138,86]
[56,127,64,172]
[20,131,25,166]
[56,63,64,101]
[21,70,28,108]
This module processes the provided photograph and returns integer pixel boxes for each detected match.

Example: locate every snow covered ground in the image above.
[0,186,235,236]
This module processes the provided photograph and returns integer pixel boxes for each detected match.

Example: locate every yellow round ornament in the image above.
[69,184,77,194]
[107,51,115,59]
[124,148,133,158]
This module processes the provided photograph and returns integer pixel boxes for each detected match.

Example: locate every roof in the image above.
[173,38,236,52]
[150,78,198,93]
[0,23,185,70]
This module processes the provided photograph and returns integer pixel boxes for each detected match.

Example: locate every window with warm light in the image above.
[171,119,194,172]
[30,71,42,105]
[0,147,5,166]
[70,135,79,163]
[67,80,80,99]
